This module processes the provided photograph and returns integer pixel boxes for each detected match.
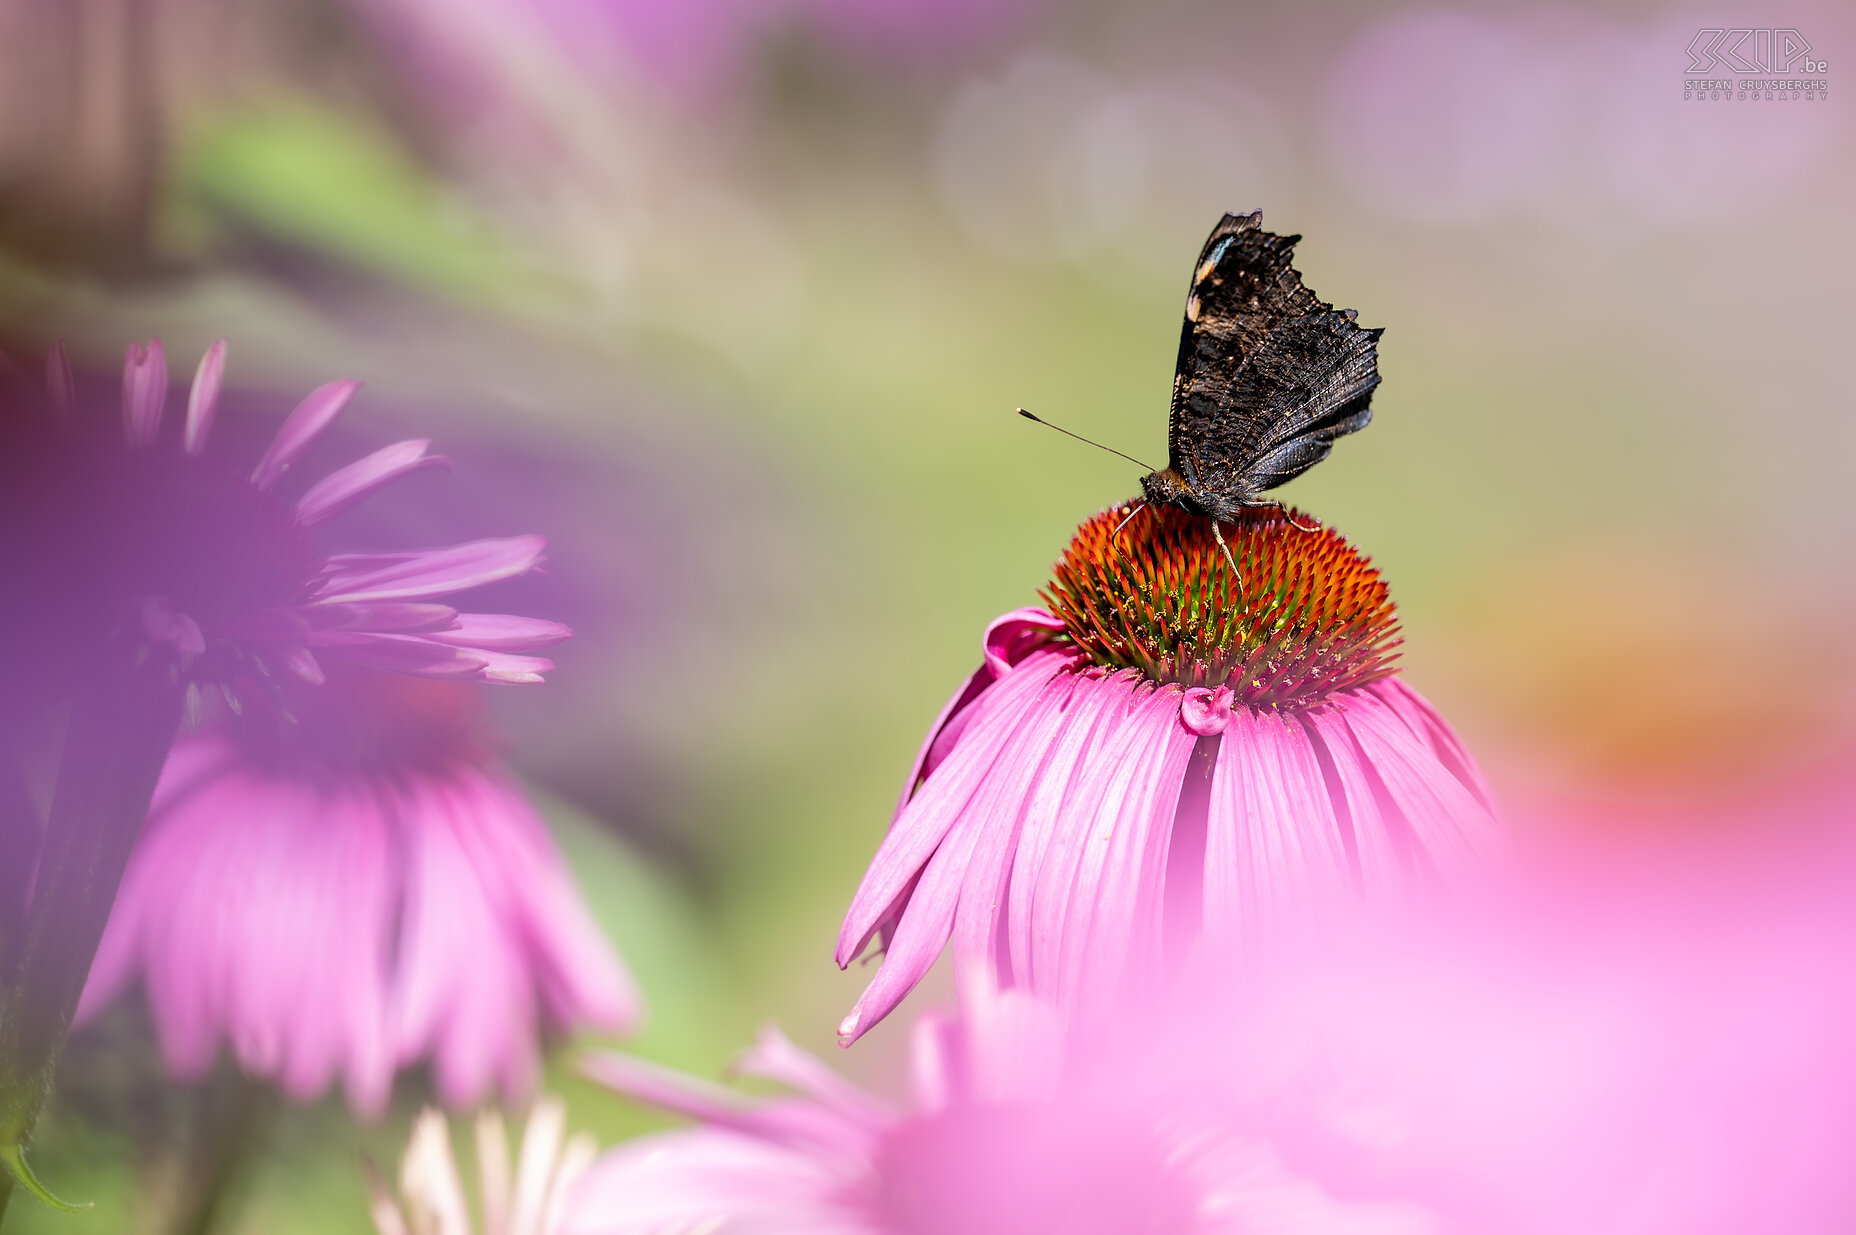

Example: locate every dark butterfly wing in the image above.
[1167,211,1381,501]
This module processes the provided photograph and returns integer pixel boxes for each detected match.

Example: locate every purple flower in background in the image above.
[565,973,1419,1234]
[0,338,587,1206]
[77,667,639,1115]
[0,338,567,695]
[835,505,1501,1042]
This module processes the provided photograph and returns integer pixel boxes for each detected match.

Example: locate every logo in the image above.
[1684,28,1828,100]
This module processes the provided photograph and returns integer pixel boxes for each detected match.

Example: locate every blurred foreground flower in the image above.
[567,975,1419,1235]
[0,340,568,1211]
[578,786,1856,1234]
[78,668,639,1115]
[368,1098,597,1235]
[836,505,1500,1041]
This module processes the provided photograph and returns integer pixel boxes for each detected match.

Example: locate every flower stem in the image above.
[0,650,183,1222]
[164,1068,276,1235]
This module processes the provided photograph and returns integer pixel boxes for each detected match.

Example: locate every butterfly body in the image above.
[1139,211,1382,528]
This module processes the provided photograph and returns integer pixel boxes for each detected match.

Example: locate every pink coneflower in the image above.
[77,667,639,1115]
[563,975,1427,1234]
[0,339,570,1208]
[835,504,1501,1042]
[3,338,566,692]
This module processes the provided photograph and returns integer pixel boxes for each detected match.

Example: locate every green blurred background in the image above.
[1,0,1851,1228]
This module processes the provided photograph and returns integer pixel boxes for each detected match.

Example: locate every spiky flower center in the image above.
[1040,503,1400,711]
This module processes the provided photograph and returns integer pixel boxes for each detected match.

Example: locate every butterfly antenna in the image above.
[1015,409,1155,472]
[1110,501,1148,540]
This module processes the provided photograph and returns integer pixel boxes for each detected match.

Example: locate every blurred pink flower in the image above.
[76,668,639,1115]
[566,974,1419,1235]
[1180,797,1856,1235]
[0,338,568,695]
[835,505,1500,1042]
[571,784,1856,1234]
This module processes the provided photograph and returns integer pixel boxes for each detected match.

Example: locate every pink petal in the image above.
[1301,704,1415,892]
[296,439,448,527]
[282,645,326,685]
[318,537,547,604]
[388,779,532,1107]
[1048,683,1195,1010]
[1337,684,1504,875]
[1004,670,1139,990]
[836,648,1073,971]
[839,666,1085,1043]
[306,631,490,678]
[946,671,1089,981]
[185,340,226,455]
[1018,672,1151,999]
[734,1027,894,1128]
[981,607,1067,678]
[1201,707,1352,957]
[299,603,461,634]
[475,652,555,684]
[122,338,168,447]
[896,664,991,816]
[422,614,573,652]
[437,770,639,1035]
[251,379,361,489]
[562,1129,859,1235]
[1371,678,1498,816]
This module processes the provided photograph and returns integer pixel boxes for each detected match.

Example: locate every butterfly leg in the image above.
[1210,520,1244,592]
[1111,501,1148,540]
[1276,503,1321,533]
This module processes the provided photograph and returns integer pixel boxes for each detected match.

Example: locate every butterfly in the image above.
[1134,211,1382,572]
[1018,211,1381,578]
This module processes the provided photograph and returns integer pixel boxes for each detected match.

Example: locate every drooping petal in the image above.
[122,338,168,447]
[319,536,547,603]
[475,651,556,684]
[562,1129,865,1235]
[835,647,1073,971]
[1048,683,1196,1010]
[251,379,361,489]
[1333,683,1503,876]
[898,664,991,815]
[1300,704,1419,894]
[184,340,227,455]
[388,780,534,1107]
[1004,670,1137,990]
[437,771,638,1035]
[840,664,1103,1043]
[735,1027,896,1130]
[1201,707,1353,958]
[1019,672,1152,1001]
[422,614,574,651]
[305,631,491,679]
[1371,678,1498,816]
[295,439,448,527]
[946,671,1090,981]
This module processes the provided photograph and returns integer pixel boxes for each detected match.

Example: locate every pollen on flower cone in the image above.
[1042,503,1401,709]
